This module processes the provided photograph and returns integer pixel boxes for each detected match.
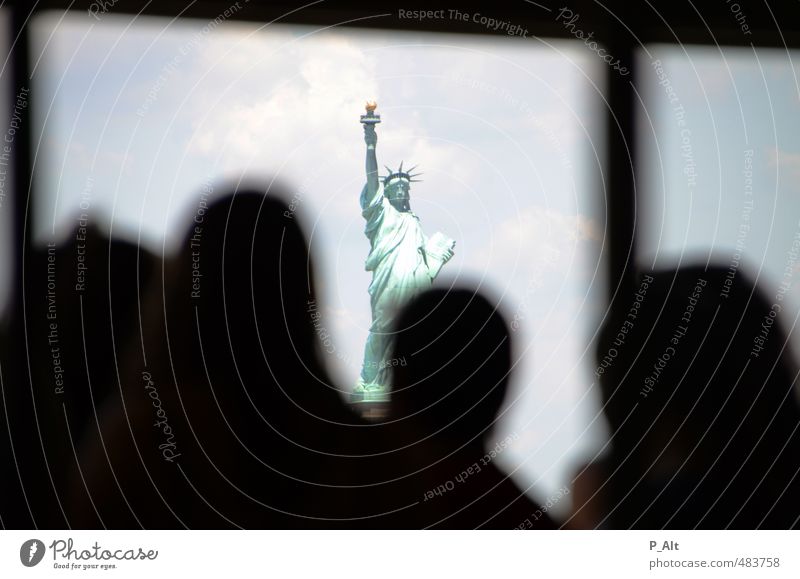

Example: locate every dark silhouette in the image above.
[571,265,800,529]
[43,189,562,530]
[383,287,556,529]
[72,188,367,528]
[0,224,156,528]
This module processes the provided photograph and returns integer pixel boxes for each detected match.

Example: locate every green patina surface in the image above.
[354,106,454,402]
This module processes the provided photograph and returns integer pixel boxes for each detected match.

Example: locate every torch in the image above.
[360,100,381,126]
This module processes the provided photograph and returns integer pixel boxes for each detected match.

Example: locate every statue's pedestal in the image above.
[350,387,390,421]
[351,399,389,421]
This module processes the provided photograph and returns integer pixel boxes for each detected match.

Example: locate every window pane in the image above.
[33,10,607,515]
[639,45,800,360]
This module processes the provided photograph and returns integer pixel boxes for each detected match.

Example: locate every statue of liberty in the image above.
[353,102,455,402]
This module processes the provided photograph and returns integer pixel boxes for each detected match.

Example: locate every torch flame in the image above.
[365,100,378,112]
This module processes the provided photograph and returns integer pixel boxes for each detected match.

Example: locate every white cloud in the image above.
[473,204,602,274]
[185,30,380,167]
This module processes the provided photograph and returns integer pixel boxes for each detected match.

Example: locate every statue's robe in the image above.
[358,182,438,389]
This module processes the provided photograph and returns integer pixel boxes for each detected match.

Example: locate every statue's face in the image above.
[387,180,411,213]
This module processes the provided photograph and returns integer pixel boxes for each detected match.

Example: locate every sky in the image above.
[28,10,800,516]
[639,44,800,361]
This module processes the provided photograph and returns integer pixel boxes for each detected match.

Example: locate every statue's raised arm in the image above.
[361,100,380,204]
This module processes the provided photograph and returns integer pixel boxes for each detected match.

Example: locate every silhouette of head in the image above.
[171,189,330,419]
[391,288,511,447]
[595,265,800,528]
[161,187,357,526]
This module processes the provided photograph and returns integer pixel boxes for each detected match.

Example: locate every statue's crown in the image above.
[382,161,422,188]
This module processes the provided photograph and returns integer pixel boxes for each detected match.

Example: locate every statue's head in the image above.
[383,161,421,213]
